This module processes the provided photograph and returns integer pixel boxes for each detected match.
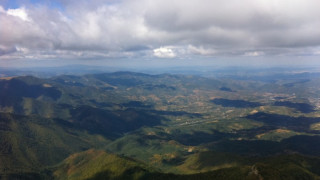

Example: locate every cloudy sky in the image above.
[1,0,320,67]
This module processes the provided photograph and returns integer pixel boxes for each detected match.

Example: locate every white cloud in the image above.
[1,1,320,60]
[153,47,176,58]
[7,7,31,21]
[244,51,265,57]
[313,50,320,55]
[188,45,216,56]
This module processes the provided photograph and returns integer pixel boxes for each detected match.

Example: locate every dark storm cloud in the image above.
[1,0,320,60]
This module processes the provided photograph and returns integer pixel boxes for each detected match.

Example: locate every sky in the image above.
[1,0,320,68]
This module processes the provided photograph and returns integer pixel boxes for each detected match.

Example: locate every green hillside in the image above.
[52,149,320,180]
[1,71,320,179]
[0,113,109,178]
[53,149,152,180]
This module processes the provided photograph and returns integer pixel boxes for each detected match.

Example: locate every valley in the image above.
[1,68,320,179]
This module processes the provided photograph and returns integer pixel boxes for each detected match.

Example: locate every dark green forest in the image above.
[1,70,320,179]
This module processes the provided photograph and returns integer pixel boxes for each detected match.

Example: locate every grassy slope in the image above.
[53,149,256,180]
[53,149,320,180]
[176,151,246,174]
[0,113,110,176]
[53,149,152,180]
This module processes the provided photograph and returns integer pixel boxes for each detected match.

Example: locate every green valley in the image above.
[1,69,320,179]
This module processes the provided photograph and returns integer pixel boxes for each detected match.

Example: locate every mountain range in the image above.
[1,71,320,179]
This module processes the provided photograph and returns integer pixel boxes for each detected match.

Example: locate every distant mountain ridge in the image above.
[1,71,320,179]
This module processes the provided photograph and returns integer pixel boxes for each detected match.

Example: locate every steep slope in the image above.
[52,149,256,180]
[53,150,320,180]
[0,113,109,178]
[176,151,246,174]
[53,149,153,180]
